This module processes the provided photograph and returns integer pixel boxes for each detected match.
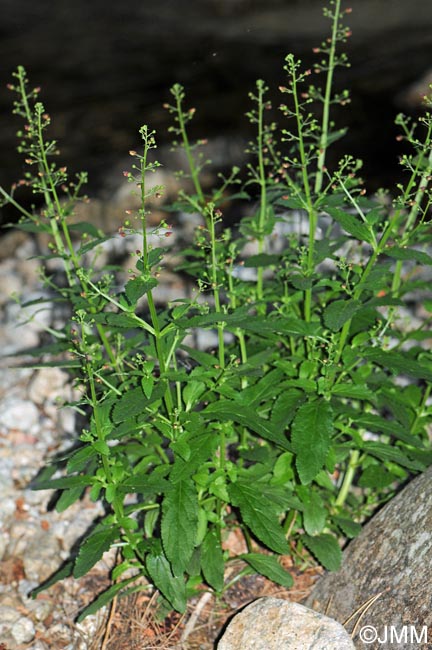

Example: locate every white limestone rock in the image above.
[217,598,355,650]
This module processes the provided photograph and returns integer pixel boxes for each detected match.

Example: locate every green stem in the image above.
[314,0,343,195]
[289,62,316,322]
[209,208,225,369]
[173,85,206,208]
[335,449,360,508]
[256,80,268,302]
[138,129,175,418]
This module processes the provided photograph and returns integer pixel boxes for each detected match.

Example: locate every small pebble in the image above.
[11,616,36,644]
[0,397,40,431]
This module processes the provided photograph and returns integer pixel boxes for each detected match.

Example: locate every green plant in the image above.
[2,0,432,620]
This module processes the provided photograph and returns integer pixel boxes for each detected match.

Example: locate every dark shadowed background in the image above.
[1,0,432,225]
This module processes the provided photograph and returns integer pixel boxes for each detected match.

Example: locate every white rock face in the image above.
[217,598,355,650]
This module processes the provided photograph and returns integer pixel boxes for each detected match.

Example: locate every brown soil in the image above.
[49,556,323,650]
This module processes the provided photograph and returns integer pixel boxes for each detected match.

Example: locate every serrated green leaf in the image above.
[180,345,218,368]
[243,253,281,267]
[17,359,81,369]
[332,516,362,538]
[234,369,284,409]
[240,553,293,588]
[30,561,74,598]
[241,316,322,338]
[170,433,217,483]
[183,381,206,411]
[76,576,137,622]
[271,389,306,430]
[67,445,98,473]
[363,349,432,382]
[112,385,164,423]
[323,299,362,332]
[331,384,374,401]
[356,413,423,447]
[77,235,111,255]
[141,374,154,399]
[125,276,157,305]
[177,310,247,330]
[73,527,119,578]
[272,452,295,484]
[92,312,140,329]
[363,442,425,471]
[325,206,374,244]
[161,480,198,576]
[55,486,85,512]
[201,530,224,592]
[358,465,397,488]
[146,553,187,613]
[93,440,110,455]
[229,482,289,554]
[290,274,314,290]
[170,434,191,462]
[301,533,342,571]
[69,221,102,237]
[147,247,167,268]
[384,246,432,265]
[121,474,170,496]
[378,390,413,429]
[301,491,326,536]
[31,475,94,491]
[14,220,50,233]
[292,400,334,485]
[202,401,291,451]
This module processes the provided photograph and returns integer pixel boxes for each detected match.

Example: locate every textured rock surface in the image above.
[217,598,354,649]
[306,467,432,648]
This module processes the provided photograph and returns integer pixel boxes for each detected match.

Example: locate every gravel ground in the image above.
[0,234,110,649]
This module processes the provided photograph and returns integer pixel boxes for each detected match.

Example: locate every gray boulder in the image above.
[217,598,354,649]
[305,466,432,649]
